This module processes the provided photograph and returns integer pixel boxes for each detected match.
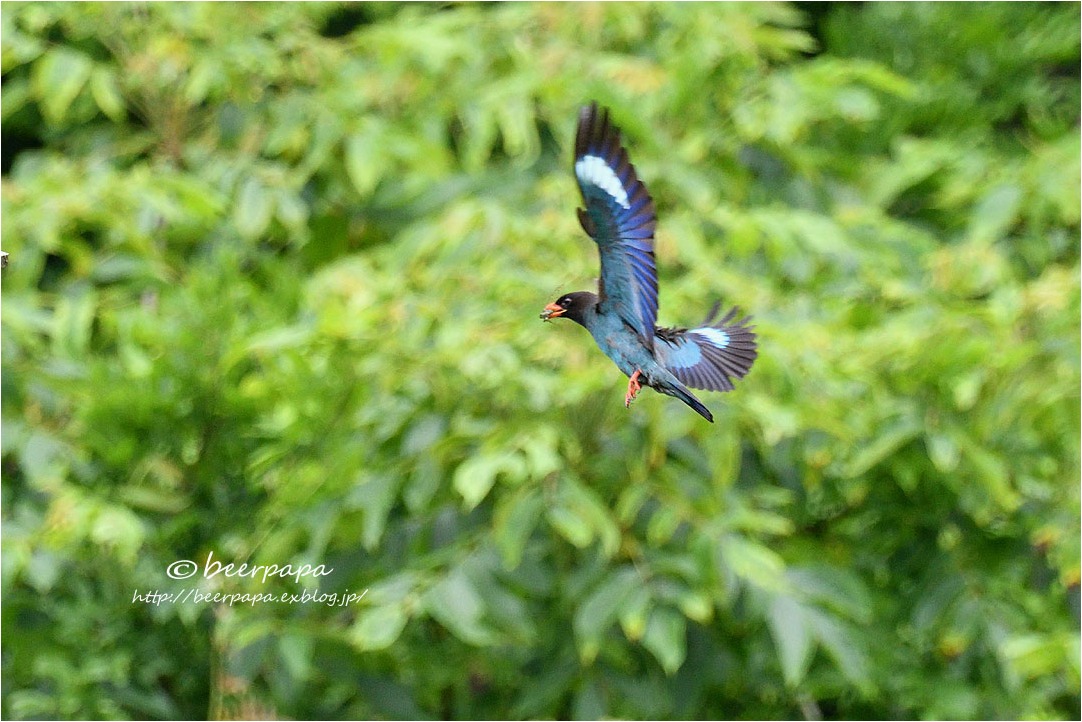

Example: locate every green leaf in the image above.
[967,184,1022,244]
[574,567,640,662]
[50,289,97,359]
[965,443,1018,511]
[641,607,687,675]
[768,594,814,687]
[25,550,61,593]
[117,485,189,514]
[275,189,309,234]
[365,572,418,607]
[32,47,92,125]
[999,633,1073,682]
[787,566,873,624]
[89,66,124,121]
[806,609,873,693]
[719,534,788,592]
[493,486,544,569]
[1,79,32,122]
[548,505,594,548]
[618,585,652,641]
[89,505,145,564]
[20,431,68,484]
[520,427,561,478]
[676,590,712,624]
[453,451,525,510]
[351,605,409,651]
[404,455,442,513]
[705,425,740,490]
[835,86,879,121]
[344,124,388,197]
[572,678,606,720]
[424,568,497,646]
[452,455,496,510]
[233,177,275,240]
[646,505,682,546]
[278,632,313,680]
[346,473,400,551]
[184,60,216,104]
[843,416,923,478]
[550,476,620,557]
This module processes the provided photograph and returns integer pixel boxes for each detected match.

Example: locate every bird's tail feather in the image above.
[668,380,714,423]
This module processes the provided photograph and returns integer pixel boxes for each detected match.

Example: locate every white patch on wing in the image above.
[575,155,630,209]
[694,328,730,349]
[665,339,701,367]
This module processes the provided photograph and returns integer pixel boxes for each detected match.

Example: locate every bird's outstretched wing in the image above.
[574,102,658,345]
[655,305,758,392]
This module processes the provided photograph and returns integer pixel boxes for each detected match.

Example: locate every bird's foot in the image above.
[625,370,642,409]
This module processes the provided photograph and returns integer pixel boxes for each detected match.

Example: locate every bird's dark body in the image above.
[542,103,757,422]
[546,291,717,422]
[569,296,650,377]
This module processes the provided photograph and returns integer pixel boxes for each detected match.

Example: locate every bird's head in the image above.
[540,291,598,326]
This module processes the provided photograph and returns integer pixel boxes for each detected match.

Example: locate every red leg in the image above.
[625,370,642,408]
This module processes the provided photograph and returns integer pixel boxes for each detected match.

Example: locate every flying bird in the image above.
[540,102,757,423]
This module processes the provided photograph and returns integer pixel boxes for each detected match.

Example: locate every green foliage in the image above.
[2,2,1079,719]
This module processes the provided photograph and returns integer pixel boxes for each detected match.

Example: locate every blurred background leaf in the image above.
[1,2,1078,719]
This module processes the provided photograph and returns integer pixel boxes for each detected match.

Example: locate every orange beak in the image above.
[540,302,565,320]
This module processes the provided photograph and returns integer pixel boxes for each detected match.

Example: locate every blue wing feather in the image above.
[574,103,659,344]
[655,306,758,392]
